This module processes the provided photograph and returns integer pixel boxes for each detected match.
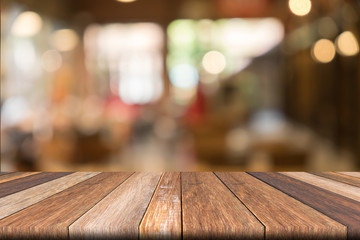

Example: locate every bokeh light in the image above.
[41,50,63,72]
[11,11,43,37]
[168,20,196,47]
[336,31,359,57]
[288,0,312,16]
[52,29,79,52]
[221,18,284,57]
[169,64,199,89]
[1,97,29,127]
[202,50,226,75]
[311,39,336,63]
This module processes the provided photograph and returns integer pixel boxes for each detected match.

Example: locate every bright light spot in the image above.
[169,64,199,89]
[41,50,62,72]
[311,39,336,63]
[168,20,196,46]
[222,18,284,57]
[1,97,29,127]
[250,110,286,135]
[336,31,359,56]
[116,0,136,2]
[52,29,79,52]
[129,24,164,50]
[202,50,226,75]
[118,53,163,105]
[85,23,164,105]
[119,77,155,105]
[14,40,37,73]
[11,11,43,37]
[288,0,312,16]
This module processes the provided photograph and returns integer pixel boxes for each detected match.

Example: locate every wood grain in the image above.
[139,172,181,239]
[0,172,99,220]
[249,172,360,239]
[312,172,360,188]
[0,172,132,239]
[69,172,162,239]
[336,172,360,179]
[215,172,346,240]
[181,172,263,239]
[0,172,72,198]
[0,172,40,184]
[282,172,360,202]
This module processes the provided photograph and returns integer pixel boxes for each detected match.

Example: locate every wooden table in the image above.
[0,172,359,239]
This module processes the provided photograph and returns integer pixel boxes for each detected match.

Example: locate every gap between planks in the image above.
[138,172,164,238]
[213,172,267,240]
[66,172,135,239]
[249,172,360,239]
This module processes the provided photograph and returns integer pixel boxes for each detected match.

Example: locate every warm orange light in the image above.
[52,29,79,52]
[288,0,312,16]
[11,11,43,37]
[202,51,226,75]
[311,39,336,63]
[42,50,63,72]
[336,31,359,56]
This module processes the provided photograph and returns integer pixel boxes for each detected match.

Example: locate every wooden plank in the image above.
[283,172,360,202]
[0,172,132,239]
[69,172,162,239]
[312,172,360,188]
[139,172,181,239]
[216,172,347,239]
[182,172,264,239]
[249,172,360,239]
[0,172,72,198]
[0,173,9,176]
[0,172,40,184]
[0,172,99,220]
[337,172,360,179]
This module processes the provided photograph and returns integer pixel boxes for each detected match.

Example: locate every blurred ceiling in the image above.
[2,0,283,25]
[2,0,359,28]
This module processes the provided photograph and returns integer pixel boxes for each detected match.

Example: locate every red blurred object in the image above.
[184,89,207,127]
[104,95,140,122]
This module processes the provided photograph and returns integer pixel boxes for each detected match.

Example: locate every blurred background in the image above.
[1,0,359,172]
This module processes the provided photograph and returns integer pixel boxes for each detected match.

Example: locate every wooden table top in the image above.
[0,172,359,239]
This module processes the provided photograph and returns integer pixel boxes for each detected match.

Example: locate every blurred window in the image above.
[84,23,164,105]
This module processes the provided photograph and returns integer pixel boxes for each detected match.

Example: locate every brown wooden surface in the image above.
[0,172,359,239]
[0,172,132,239]
[182,172,264,239]
[312,172,360,188]
[0,172,99,220]
[69,172,162,239]
[0,172,71,198]
[249,172,360,239]
[283,172,360,202]
[0,172,40,184]
[337,172,360,178]
[216,172,347,239]
[139,172,182,239]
